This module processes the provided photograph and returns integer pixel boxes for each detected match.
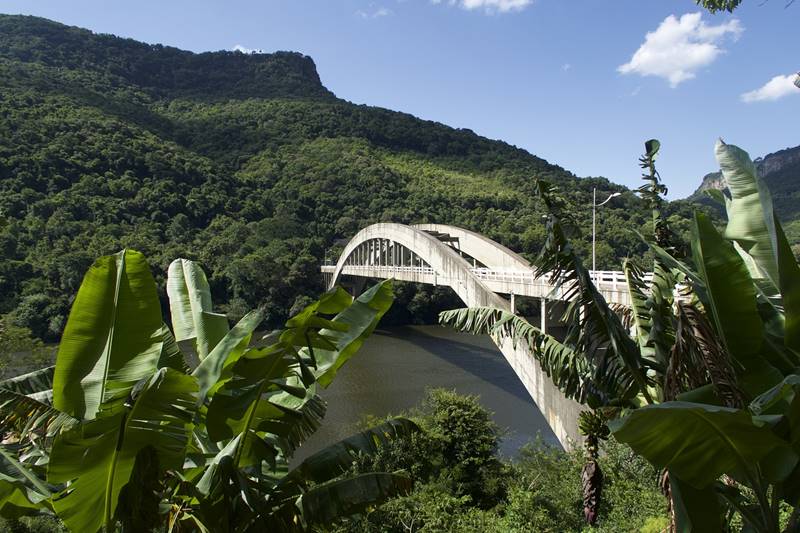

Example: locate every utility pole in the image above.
[592,187,621,277]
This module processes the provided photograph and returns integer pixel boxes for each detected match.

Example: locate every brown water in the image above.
[294,325,559,462]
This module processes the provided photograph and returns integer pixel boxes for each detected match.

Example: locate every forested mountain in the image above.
[0,14,689,340]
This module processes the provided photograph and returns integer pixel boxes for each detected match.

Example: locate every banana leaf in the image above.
[0,388,76,439]
[297,472,413,527]
[439,307,604,405]
[0,366,54,402]
[167,258,229,360]
[669,474,724,532]
[310,280,394,387]
[691,213,782,395]
[285,418,419,486]
[48,368,197,533]
[609,401,796,488]
[0,444,51,518]
[205,281,393,461]
[52,250,164,420]
[193,309,264,404]
[157,323,190,373]
[717,140,780,287]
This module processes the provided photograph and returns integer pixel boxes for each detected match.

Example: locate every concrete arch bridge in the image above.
[320,223,634,448]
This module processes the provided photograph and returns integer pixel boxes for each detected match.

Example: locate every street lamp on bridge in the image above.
[592,188,621,275]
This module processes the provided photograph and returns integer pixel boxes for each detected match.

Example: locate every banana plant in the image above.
[0,251,417,532]
[441,140,800,530]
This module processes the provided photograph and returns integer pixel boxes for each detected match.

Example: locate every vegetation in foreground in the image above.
[331,389,667,533]
[444,140,800,531]
[0,250,421,532]
[0,389,669,533]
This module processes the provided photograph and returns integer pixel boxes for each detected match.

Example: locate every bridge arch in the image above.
[413,223,532,271]
[329,223,508,309]
[327,223,585,448]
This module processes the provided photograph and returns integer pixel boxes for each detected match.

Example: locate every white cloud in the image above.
[741,73,800,103]
[431,0,533,14]
[356,7,392,18]
[618,12,743,87]
[231,44,263,54]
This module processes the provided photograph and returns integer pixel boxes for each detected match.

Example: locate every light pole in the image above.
[592,188,621,276]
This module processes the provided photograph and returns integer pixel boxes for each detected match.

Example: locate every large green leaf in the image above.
[0,367,74,440]
[193,309,264,404]
[717,140,780,286]
[669,474,723,533]
[610,401,794,488]
[167,258,229,360]
[53,250,164,420]
[0,445,52,518]
[297,473,413,528]
[0,388,76,439]
[774,213,800,354]
[0,366,54,401]
[623,259,654,361]
[691,213,780,395]
[206,282,392,458]
[750,374,800,447]
[311,280,394,387]
[48,368,197,533]
[157,323,190,373]
[286,418,419,485]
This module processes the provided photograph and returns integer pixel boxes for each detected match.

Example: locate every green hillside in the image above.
[0,15,689,340]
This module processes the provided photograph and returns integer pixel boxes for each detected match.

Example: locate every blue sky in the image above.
[1,0,797,197]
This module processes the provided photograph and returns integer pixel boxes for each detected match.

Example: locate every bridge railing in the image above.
[324,264,652,296]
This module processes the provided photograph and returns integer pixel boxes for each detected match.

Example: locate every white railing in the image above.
[324,263,649,292]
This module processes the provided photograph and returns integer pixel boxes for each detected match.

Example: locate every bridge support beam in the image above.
[540,298,546,334]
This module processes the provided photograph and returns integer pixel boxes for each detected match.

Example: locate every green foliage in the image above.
[0,249,412,532]
[696,0,743,12]
[336,391,666,533]
[443,139,800,531]
[0,14,695,342]
[355,389,506,509]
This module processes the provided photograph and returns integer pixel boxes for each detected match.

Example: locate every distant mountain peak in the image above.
[691,144,800,197]
[0,14,333,101]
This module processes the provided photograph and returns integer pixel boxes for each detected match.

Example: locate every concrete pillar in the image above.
[540,298,547,334]
[510,291,516,314]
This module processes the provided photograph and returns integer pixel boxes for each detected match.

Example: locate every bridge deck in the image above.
[321,264,635,306]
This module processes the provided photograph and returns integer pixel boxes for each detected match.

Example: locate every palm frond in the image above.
[0,366,54,403]
[535,180,653,403]
[669,302,744,408]
[0,389,76,441]
[439,307,626,405]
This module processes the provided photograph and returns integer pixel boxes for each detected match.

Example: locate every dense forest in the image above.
[0,14,698,340]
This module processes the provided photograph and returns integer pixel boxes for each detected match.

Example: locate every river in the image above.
[294,325,559,462]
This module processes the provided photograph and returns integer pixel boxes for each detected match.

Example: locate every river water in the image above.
[295,325,559,462]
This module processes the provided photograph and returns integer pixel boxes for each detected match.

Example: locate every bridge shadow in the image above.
[374,321,566,407]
